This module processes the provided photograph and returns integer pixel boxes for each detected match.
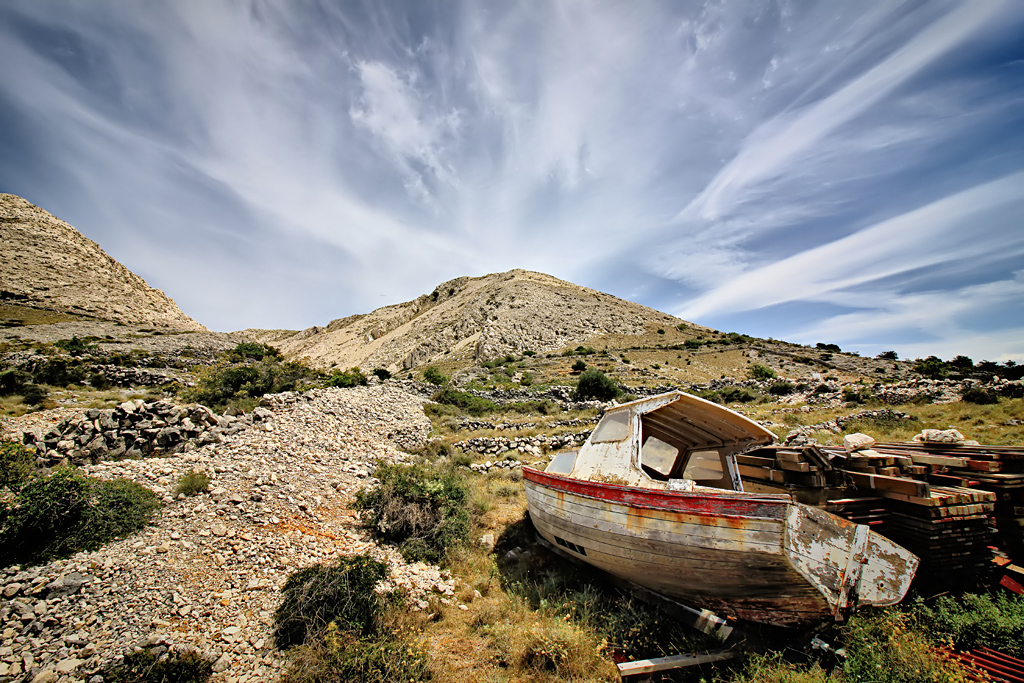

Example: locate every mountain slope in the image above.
[247,269,698,371]
[0,194,205,331]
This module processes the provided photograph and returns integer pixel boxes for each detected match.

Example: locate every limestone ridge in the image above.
[0,194,205,331]
[246,269,692,371]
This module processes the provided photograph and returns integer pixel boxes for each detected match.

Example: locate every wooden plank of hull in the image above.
[524,477,831,626]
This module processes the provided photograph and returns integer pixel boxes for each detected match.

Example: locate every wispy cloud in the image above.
[0,1,1022,360]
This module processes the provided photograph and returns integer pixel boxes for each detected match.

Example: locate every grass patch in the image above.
[0,466,160,567]
[174,471,210,497]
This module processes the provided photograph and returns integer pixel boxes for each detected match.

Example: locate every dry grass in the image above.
[743,397,1024,446]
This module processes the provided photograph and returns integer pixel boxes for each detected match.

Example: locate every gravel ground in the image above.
[0,385,459,682]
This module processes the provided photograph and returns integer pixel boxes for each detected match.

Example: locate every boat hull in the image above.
[523,467,916,628]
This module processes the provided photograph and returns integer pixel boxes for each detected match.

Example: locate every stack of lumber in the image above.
[824,497,889,531]
[819,441,1003,588]
[735,440,1023,584]
[872,442,1024,563]
[736,445,847,504]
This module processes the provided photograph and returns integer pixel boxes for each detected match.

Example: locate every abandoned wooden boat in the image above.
[522,391,918,628]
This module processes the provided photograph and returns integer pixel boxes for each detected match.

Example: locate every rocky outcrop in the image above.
[247,270,696,371]
[0,194,205,331]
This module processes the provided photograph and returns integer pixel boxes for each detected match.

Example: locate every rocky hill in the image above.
[0,194,205,331]
[247,269,698,371]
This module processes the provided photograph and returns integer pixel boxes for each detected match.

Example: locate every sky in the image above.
[1,1,1023,363]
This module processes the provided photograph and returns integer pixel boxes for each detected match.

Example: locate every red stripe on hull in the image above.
[523,467,789,521]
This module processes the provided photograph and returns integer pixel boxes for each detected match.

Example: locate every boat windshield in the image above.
[682,450,724,480]
[546,451,577,475]
[641,436,678,478]
[591,410,630,442]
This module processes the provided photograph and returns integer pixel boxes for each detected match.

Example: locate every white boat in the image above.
[523,391,918,628]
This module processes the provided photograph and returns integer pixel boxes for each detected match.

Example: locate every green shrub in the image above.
[21,383,47,405]
[422,366,448,386]
[0,439,35,491]
[174,471,210,497]
[280,630,431,683]
[185,359,319,409]
[571,360,587,373]
[354,462,470,564]
[519,371,534,386]
[684,339,702,350]
[228,342,281,362]
[88,372,111,390]
[372,368,391,381]
[719,386,759,403]
[0,467,160,567]
[913,592,1024,658]
[0,369,30,396]
[431,388,496,417]
[843,386,869,404]
[274,554,391,648]
[32,358,87,386]
[98,648,214,683]
[326,368,368,388]
[961,387,999,404]
[574,369,620,401]
[913,355,949,379]
[768,381,794,396]
[877,350,899,360]
[506,399,559,416]
[749,364,777,380]
[55,335,94,356]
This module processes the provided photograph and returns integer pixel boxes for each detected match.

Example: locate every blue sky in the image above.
[1,1,1022,363]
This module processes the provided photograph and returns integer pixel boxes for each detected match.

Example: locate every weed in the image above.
[97,648,214,683]
[0,467,160,567]
[354,462,470,564]
[274,554,390,648]
[174,471,210,497]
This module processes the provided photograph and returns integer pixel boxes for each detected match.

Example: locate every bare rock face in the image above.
[247,269,689,371]
[0,194,205,331]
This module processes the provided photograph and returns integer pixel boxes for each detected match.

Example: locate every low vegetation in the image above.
[574,368,620,401]
[96,649,214,683]
[183,343,322,411]
[174,470,210,497]
[274,554,431,683]
[0,466,160,567]
[353,461,470,564]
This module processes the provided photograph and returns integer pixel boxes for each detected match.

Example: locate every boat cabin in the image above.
[547,392,776,491]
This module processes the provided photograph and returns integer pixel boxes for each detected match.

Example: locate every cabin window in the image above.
[546,451,577,475]
[682,450,724,481]
[591,410,630,443]
[641,436,679,478]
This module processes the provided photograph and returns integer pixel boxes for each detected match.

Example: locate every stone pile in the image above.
[454,431,591,457]
[86,364,189,388]
[21,400,265,466]
[0,385,465,682]
[454,416,598,433]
